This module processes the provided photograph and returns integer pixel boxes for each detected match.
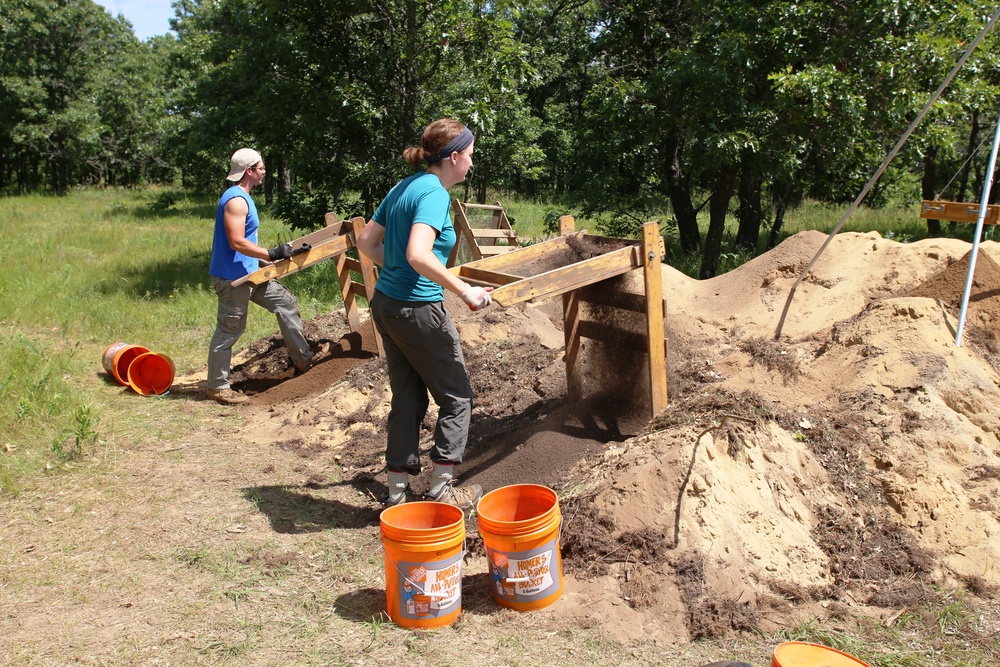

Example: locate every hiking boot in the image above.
[426,483,483,512]
[383,486,418,509]
[206,387,249,405]
[295,351,316,373]
[295,343,328,373]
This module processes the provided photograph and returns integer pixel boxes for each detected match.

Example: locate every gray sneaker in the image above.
[426,483,483,512]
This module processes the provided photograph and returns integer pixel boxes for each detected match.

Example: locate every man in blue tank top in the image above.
[206,148,317,405]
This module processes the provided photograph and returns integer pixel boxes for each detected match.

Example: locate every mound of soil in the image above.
[224,231,1000,644]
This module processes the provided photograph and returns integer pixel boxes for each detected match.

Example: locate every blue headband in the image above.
[427,127,474,163]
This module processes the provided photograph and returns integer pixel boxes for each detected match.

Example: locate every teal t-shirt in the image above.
[372,172,456,301]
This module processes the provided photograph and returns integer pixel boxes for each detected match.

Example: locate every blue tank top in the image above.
[209,186,259,280]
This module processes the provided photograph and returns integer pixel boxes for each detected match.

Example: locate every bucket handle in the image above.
[385,539,468,600]
[496,516,564,585]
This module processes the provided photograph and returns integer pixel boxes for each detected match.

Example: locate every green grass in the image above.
[0,187,345,495]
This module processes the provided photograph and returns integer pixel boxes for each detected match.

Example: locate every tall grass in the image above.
[0,188,345,494]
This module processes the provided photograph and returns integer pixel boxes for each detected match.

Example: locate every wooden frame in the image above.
[231,214,384,356]
[449,216,668,417]
[447,200,520,267]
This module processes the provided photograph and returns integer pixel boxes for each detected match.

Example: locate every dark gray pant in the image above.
[370,291,473,475]
[207,277,311,390]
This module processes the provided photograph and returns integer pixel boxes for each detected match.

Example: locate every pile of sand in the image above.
[230,230,1000,644]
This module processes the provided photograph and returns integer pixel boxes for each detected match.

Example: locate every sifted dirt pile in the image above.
[222,231,1000,644]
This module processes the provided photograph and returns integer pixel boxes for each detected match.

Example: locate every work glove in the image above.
[460,285,494,311]
[267,243,293,261]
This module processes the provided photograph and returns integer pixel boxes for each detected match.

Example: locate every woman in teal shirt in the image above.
[357,118,492,511]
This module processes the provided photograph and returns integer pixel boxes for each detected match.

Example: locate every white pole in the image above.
[955,112,1000,346]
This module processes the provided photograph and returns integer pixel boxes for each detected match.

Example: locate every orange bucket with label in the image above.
[380,501,465,629]
[771,642,871,667]
[102,343,150,385]
[476,484,563,612]
[126,352,175,395]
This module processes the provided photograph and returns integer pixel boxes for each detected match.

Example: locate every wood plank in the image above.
[454,266,523,285]
[349,281,370,300]
[920,200,1000,224]
[478,246,517,256]
[559,215,576,236]
[488,245,641,307]
[448,199,483,267]
[349,216,383,356]
[461,202,504,211]
[470,229,518,239]
[342,257,363,274]
[563,291,582,403]
[451,233,574,276]
[336,251,360,332]
[231,233,354,287]
[643,221,668,416]
[295,221,345,248]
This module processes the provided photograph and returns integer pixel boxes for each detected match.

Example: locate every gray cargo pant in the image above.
[207,277,311,390]
[370,291,473,475]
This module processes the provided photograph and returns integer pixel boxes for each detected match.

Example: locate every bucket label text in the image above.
[488,537,561,601]
[397,554,462,618]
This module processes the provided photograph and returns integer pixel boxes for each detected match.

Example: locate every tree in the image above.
[0,0,170,191]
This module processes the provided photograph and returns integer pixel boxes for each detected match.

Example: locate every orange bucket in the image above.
[380,501,465,629]
[102,343,150,385]
[476,484,563,612]
[126,352,175,395]
[771,642,871,667]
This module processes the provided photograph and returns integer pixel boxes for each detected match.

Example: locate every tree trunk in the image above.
[664,129,700,254]
[700,166,738,279]
[265,154,274,206]
[957,110,980,203]
[768,181,795,249]
[922,145,941,237]
[735,164,762,252]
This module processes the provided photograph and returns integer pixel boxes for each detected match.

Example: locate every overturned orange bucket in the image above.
[476,484,563,612]
[102,343,150,385]
[771,642,871,667]
[126,352,175,395]
[380,501,465,629]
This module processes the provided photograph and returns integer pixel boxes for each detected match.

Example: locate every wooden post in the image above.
[350,216,384,357]
[642,222,667,416]
[448,199,484,267]
[558,215,575,236]
[563,290,582,403]
[336,253,361,333]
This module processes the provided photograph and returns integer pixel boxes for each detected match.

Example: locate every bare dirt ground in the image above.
[5,230,1000,666]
